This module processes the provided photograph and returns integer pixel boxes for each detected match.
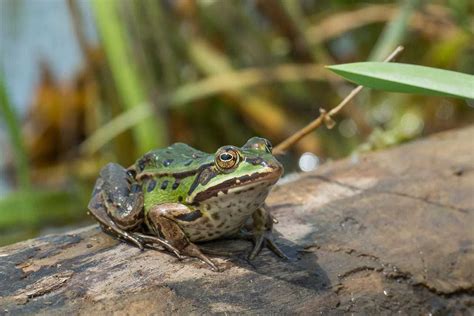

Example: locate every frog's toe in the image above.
[104,226,144,250]
[248,237,263,260]
[265,235,289,260]
[248,231,289,261]
[182,244,220,272]
[123,232,145,250]
[271,214,279,224]
[132,232,183,258]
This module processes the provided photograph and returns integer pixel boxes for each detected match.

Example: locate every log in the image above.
[1,126,473,314]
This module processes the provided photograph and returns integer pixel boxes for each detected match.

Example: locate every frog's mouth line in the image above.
[191,169,281,204]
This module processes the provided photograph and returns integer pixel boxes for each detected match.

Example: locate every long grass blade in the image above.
[369,0,419,61]
[0,72,30,189]
[327,62,474,99]
[91,0,166,153]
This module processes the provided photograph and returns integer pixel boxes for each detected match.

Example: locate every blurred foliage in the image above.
[0,71,30,190]
[0,0,473,245]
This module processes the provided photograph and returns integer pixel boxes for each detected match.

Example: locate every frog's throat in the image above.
[189,170,281,204]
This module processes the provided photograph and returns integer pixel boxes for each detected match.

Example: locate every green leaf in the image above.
[326,62,474,100]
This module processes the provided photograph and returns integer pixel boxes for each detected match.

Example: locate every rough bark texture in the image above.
[1,126,473,315]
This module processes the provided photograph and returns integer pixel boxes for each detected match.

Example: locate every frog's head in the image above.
[188,137,283,204]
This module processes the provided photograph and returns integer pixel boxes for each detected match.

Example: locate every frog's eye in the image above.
[215,148,240,171]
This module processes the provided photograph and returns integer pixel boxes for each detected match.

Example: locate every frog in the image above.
[88,137,286,271]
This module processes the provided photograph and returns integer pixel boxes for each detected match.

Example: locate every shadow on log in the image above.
[1,126,473,314]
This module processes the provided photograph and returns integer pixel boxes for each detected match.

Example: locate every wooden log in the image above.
[1,126,473,314]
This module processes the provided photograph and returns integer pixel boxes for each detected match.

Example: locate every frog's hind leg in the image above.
[88,175,144,250]
[247,206,289,260]
[88,163,168,251]
[96,163,144,228]
[147,203,219,271]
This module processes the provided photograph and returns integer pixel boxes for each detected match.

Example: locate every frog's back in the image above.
[135,143,213,175]
[134,143,214,209]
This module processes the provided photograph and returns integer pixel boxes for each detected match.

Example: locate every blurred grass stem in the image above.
[91,0,165,153]
[0,73,30,189]
[369,0,418,61]
[80,63,331,155]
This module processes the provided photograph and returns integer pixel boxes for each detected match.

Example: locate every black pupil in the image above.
[220,153,233,161]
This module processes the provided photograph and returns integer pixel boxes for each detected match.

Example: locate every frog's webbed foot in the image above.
[147,203,220,271]
[244,206,289,260]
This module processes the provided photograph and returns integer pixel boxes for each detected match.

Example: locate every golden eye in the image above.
[215,148,240,171]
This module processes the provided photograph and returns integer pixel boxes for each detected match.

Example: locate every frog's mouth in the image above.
[191,166,282,204]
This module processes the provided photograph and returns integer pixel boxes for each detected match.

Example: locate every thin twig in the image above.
[272,45,404,155]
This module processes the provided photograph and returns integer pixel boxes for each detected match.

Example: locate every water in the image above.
[1,0,97,115]
[0,0,97,193]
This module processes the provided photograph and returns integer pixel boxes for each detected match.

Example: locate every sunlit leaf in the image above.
[327,62,474,99]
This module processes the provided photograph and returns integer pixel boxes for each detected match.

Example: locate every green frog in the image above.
[88,137,286,271]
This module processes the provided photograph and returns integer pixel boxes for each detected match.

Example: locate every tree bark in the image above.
[1,126,473,314]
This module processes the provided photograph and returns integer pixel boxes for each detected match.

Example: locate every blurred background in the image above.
[0,0,473,246]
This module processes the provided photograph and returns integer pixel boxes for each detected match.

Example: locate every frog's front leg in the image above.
[247,205,288,260]
[147,203,219,271]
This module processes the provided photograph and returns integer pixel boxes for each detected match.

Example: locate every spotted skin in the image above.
[179,182,273,242]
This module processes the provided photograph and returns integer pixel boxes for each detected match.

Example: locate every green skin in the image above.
[88,137,286,271]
